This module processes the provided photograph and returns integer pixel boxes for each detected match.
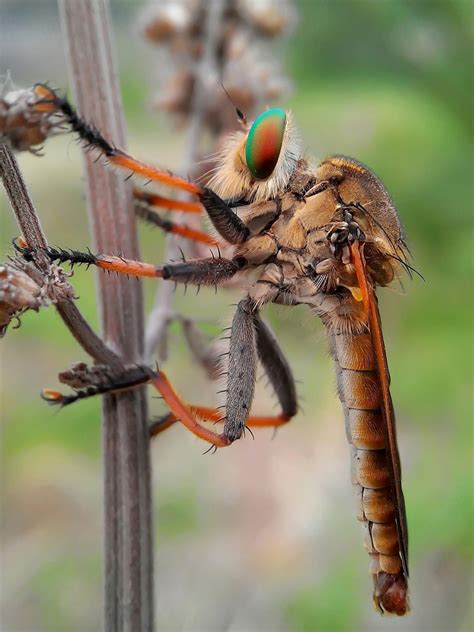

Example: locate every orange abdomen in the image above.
[329,331,409,615]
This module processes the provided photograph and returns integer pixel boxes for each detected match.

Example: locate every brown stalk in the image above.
[57,1,153,630]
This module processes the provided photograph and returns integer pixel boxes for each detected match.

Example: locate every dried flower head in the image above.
[139,0,295,134]
[0,81,63,153]
[0,258,49,337]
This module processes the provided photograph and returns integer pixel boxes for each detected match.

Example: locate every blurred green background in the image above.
[1,1,472,631]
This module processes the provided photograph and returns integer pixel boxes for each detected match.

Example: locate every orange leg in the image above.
[150,372,291,443]
[134,203,217,245]
[152,371,231,446]
[133,187,203,214]
[44,87,253,245]
[43,85,203,195]
[109,151,202,195]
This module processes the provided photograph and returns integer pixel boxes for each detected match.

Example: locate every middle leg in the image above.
[149,306,298,439]
[14,240,246,286]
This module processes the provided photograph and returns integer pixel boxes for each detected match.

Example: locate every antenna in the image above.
[221,83,247,125]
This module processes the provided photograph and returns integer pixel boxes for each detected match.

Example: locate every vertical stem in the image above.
[58,1,154,630]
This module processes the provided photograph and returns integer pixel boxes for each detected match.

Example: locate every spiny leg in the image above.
[39,85,252,244]
[134,203,218,245]
[47,88,202,194]
[40,312,297,445]
[149,313,298,438]
[133,187,203,214]
[224,297,259,441]
[41,360,231,446]
[134,187,249,245]
[254,313,298,421]
[199,188,250,244]
[133,186,216,245]
[14,241,246,285]
[42,365,156,406]
[151,371,232,446]
[148,406,292,439]
[176,297,298,440]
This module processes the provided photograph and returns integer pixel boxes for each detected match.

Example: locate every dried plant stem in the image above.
[0,144,120,366]
[0,145,47,249]
[144,0,226,362]
[58,1,154,630]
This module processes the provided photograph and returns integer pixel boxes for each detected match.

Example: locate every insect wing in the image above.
[351,242,409,577]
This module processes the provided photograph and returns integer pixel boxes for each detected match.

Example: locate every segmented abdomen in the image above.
[329,330,408,615]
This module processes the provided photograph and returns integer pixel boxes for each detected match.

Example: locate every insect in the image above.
[13,84,411,615]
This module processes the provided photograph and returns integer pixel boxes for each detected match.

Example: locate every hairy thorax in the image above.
[231,157,406,332]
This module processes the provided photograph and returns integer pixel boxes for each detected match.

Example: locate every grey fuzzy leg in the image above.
[224,297,258,442]
[254,315,298,418]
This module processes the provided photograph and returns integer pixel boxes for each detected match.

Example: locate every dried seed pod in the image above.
[0,259,49,337]
[139,1,197,44]
[236,0,296,37]
[0,83,63,153]
[139,0,293,130]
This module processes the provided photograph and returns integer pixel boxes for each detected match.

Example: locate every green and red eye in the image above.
[245,108,286,180]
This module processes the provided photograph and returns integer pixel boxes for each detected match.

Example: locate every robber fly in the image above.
[13,85,412,615]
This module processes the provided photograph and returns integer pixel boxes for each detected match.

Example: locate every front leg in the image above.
[199,188,251,244]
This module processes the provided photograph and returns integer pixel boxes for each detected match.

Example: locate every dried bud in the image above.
[236,0,296,37]
[139,1,196,44]
[139,0,294,132]
[153,69,195,122]
[0,258,49,337]
[0,83,62,153]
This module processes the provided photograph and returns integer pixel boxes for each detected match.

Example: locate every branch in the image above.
[0,143,119,367]
[58,1,154,630]
[144,0,226,363]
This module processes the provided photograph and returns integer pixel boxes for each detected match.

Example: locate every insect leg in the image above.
[134,204,217,245]
[149,298,261,443]
[135,185,251,247]
[39,85,202,194]
[134,187,215,244]
[148,405,221,438]
[133,187,203,214]
[199,188,251,244]
[151,371,231,446]
[15,241,245,285]
[39,86,251,245]
[43,364,232,447]
[149,315,297,438]
[148,405,293,439]
[254,314,298,421]
[42,364,157,406]
[223,297,258,441]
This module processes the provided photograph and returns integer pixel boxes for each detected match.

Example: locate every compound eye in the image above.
[245,108,286,180]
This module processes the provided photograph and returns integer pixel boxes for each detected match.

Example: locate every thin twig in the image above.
[58,1,154,631]
[0,145,47,249]
[144,0,226,363]
[0,143,120,367]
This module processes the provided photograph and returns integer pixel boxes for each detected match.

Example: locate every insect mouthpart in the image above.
[245,107,286,180]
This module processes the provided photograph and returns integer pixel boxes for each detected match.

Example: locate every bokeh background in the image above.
[1,1,472,631]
